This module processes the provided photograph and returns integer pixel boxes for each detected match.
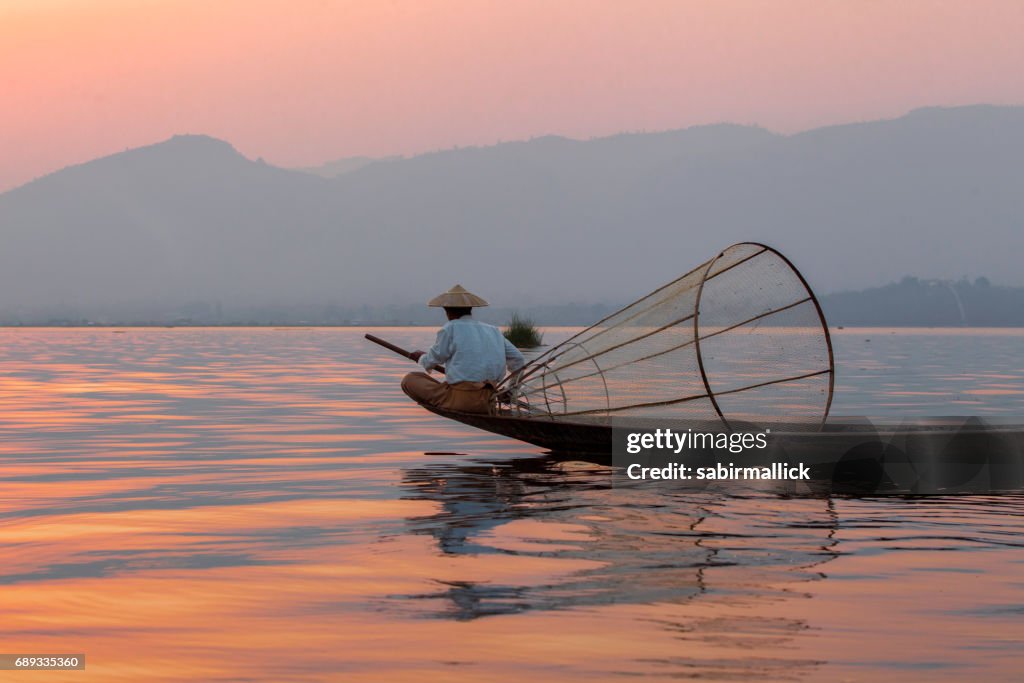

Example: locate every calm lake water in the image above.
[1,327,1022,682]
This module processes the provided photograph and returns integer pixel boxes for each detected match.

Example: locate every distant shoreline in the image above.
[4,277,1023,329]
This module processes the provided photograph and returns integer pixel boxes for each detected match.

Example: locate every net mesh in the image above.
[497,243,834,428]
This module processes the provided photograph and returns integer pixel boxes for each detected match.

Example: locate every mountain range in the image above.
[1,104,1021,323]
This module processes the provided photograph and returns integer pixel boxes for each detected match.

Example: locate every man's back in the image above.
[419,317,525,384]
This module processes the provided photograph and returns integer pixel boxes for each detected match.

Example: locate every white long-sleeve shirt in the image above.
[419,317,526,384]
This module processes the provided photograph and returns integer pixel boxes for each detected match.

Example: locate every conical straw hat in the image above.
[428,284,489,308]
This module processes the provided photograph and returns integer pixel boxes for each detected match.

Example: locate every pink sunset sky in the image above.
[2,0,1022,192]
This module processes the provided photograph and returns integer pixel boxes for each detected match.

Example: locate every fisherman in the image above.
[402,285,526,414]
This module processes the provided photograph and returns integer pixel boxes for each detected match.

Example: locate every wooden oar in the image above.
[364,334,445,374]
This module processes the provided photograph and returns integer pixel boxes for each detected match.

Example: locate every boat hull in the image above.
[421,405,1024,493]
[423,404,611,453]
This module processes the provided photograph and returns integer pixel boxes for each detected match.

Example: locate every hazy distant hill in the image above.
[1,105,1022,322]
[821,277,1024,327]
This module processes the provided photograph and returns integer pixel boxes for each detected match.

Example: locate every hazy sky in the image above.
[2,0,1022,192]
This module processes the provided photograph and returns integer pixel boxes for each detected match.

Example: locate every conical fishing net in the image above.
[497,243,834,428]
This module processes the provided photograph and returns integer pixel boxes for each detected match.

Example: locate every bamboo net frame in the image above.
[496,243,834,429]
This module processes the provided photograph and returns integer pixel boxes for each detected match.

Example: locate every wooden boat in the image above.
[422,404,611,453]
[368,242,1024,493]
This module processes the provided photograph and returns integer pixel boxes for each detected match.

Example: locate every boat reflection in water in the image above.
[398,449,1024,681]
[401,453,840,624]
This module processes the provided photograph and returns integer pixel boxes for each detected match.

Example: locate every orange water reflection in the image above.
[1,328,1022,681]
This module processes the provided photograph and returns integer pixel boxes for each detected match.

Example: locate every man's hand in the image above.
[409,350,425,362]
